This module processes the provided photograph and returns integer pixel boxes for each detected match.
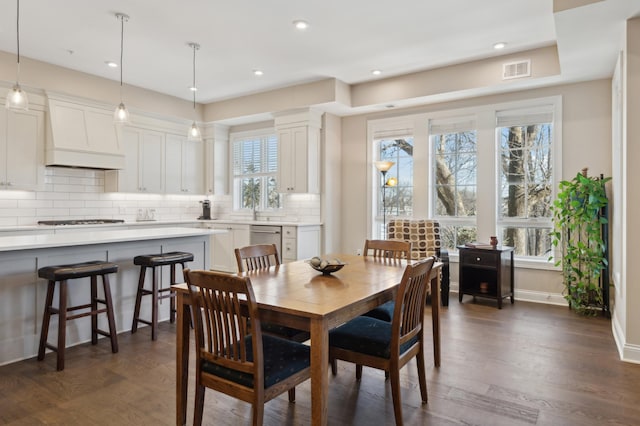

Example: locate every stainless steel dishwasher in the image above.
[249,225,282,256]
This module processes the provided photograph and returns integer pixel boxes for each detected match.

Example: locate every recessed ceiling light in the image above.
[105,61,118,68]
[189,86,198,92]
[493,42,506,50]
[372,69,382,76]
[293,20,309,30]
[253,69,264,76]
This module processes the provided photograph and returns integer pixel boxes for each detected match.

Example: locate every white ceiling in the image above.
[0,0,639,110]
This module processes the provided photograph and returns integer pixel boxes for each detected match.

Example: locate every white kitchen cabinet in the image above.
[0,107,45,191]
[275,110,321,194]
[282,224,321,262]
[207,223,250,272]
[165,134,204,194]
[105,127,164,193]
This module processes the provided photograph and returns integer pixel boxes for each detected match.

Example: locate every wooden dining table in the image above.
[173,254,442,426]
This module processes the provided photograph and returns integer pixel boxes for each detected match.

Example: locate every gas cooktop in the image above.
[37,219,125,226]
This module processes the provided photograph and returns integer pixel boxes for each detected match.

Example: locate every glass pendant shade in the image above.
[113,102,130,124]
[188,121,201,141]
[5,83,29,111]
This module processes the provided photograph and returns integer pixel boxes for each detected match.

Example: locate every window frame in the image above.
[367,96,562,269]
[230,128,281,212]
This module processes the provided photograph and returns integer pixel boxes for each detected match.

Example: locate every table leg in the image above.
[310,318,328,426]
[176,291,190,426]
[431,271,441,367]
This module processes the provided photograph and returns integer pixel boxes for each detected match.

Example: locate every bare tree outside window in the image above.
[377,138,414,237]
[499,123,553,257]
[432,131,478,248]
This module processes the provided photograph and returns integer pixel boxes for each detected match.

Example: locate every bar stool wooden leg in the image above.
[169,263,177,324]
[38,280,55,361]
[57,280,68,371]
[91,275,98,345]
[132,266,146,333]
[151,266,158,341]
[102,274,119,353]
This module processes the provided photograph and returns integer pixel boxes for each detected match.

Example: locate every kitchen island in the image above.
[0,227,215,366]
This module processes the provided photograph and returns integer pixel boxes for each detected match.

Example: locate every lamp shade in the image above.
[113,102,130,124]
[188,121,201,141]
[5,84,29,111]
[374,160,395,172]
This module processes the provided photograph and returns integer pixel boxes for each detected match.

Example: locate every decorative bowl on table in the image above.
[307,256,346,275]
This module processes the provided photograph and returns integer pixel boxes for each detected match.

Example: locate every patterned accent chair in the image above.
[387,219,451,306]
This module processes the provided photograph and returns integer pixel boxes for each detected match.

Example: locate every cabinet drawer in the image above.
[460,250,499,267]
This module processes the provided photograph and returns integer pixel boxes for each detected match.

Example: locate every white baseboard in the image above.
[449,283,566,305]
[612,312,640,364]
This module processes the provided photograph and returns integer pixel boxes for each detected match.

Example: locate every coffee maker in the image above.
[198,200,212,220]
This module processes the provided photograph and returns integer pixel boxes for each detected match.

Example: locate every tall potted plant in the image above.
[550,169,610,315]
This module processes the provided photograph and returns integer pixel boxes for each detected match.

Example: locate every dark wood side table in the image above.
[458,245,514,309]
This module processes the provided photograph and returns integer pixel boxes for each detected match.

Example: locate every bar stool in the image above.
[37,260,119,371]
[131,251,193,341]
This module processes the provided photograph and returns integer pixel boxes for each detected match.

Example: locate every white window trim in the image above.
[230,127,278,212]
[366,96,562,269]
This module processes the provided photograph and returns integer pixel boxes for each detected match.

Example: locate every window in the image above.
[497,107,554,257]
[232,132,281,211]
[369,97,560,263]
[430,118,478,249]
[376,136,414,237]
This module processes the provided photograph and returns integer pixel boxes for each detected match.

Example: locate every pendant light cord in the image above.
[119,15,124,99]
[16,0,21,82]
[192,43,197,111]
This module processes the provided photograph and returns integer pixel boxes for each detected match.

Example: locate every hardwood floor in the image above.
[1,299,639,425]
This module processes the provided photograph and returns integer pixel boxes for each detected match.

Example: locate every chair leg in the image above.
[38,280,55,361]
[56,280,68,371]
[91,275,98,345]
[416,350,428,403]
[331,358,337,376]
[355,364,363,380]
[389,367,404,426]
[288,387,296,402]
[151,266,159,341]
[132,266,146,333]
[169,263,177,324]
[252,397,264,426]
[193,383,205,426]
[102,274,119,353]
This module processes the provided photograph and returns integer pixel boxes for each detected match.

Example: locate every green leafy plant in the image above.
[550,170,610,315]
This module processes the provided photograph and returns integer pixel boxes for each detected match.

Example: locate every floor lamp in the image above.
[374,160,395,238]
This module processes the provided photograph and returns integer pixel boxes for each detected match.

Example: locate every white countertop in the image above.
[0,227,220,252]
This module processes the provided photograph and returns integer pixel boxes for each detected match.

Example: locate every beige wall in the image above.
[0,51,200,121]
[340,79,612,298]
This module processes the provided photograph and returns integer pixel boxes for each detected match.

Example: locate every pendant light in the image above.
[113,13,130,124]
[187,42,201,141]
[5,0,29,111]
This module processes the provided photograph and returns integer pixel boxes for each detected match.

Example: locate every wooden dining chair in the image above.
[328,257,436,426]
[362,239,411,322]
[184,269,311,426]
[235,244,310,343]
[235,244,280,272]
[363,239,411,261]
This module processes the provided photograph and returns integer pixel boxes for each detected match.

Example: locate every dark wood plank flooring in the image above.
[2,299,639,425]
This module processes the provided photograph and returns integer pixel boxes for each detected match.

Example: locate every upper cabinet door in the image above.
[165,134,204,194]
[140,130,164,193]
[0,109,45,191]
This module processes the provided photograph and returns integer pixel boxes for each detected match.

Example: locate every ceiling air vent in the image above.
[502,60,531,80]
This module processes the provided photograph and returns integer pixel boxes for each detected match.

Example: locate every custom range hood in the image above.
[45,92,125,170]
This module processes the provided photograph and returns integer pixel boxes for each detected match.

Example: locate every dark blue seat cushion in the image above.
[363,301,395,322]
[261,322,310,341]
[201,334,310,389]
[329,316,418,359]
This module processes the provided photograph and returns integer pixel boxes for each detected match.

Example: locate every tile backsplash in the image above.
[0,167,321,227]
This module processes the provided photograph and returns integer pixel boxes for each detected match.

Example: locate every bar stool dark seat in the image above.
[37,260,119,371]
[131,251,193,340]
